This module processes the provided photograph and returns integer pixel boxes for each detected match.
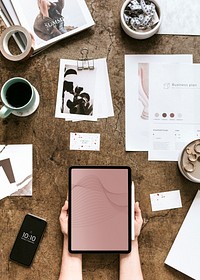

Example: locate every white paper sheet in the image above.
[158,0,200,36]
[0,144,32,199]
[150,190,182,212]
[0,166,18,199]
[148,63,200,161]
[96,58,114,119]
[125,55,193,151]
[165,190,200,279]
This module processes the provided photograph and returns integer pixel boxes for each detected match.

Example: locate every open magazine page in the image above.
[10,0,95,52]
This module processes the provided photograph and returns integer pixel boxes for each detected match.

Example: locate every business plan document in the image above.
[125,55,193,151]
[148,63,200,161]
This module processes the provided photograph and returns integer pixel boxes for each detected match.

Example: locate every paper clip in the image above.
[77,48,94,70]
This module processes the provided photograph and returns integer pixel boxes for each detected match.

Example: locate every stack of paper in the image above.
[0,144,32,200]
[124,54,200,161]
[0,0,94,55]
[55,58,114,121]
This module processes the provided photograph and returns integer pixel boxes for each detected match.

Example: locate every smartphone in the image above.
[9,213,47,267]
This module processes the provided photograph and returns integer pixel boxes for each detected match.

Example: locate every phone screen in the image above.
[10,214,47,267]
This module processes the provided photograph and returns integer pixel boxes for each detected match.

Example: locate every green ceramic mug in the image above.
[0,77,39,118]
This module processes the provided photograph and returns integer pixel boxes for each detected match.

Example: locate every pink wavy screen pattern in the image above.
[71,169,129,251]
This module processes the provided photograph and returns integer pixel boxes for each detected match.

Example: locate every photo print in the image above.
[62,68,94,116]
[55,59,98,121]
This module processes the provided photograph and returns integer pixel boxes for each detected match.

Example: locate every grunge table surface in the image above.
[0,1,199,279]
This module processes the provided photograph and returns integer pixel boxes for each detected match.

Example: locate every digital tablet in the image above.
[68,166,131,253]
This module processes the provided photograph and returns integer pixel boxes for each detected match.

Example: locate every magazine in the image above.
[1,0,95,53]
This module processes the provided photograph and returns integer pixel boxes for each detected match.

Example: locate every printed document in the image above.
[125,55,193,151]
[148,63,200,161]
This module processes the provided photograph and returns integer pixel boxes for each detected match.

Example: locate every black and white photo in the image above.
[55,58,114,121]
[55,59,98,121]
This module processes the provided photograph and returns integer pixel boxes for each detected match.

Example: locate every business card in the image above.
[150,190,182,211]
[70,132,100,151]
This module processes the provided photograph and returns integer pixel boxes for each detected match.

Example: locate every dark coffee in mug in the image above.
[6,82,32,108]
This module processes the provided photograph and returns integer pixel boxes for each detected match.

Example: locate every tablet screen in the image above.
[68,166,131,253]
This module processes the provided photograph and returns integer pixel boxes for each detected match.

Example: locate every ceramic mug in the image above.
[0,77,40,118]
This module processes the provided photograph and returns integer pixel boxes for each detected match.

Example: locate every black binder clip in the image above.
[77,48,94,70]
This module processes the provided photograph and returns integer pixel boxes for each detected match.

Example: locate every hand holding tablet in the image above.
[68,166,132,253]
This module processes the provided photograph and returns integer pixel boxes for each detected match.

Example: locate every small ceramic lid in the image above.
[180,139,200,182]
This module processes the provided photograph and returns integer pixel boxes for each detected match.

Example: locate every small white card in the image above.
[70,132,100,151]
[150,190,182,212]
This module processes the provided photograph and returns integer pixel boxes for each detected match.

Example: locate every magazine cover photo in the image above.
[10,0,94,49]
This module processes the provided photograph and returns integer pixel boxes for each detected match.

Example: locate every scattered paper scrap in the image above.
[0,144,32,200]
[150,190,182,211]
[0,161,18,199]
[70,132,100,151]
